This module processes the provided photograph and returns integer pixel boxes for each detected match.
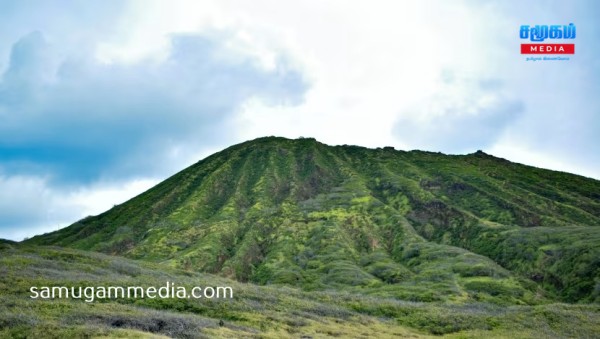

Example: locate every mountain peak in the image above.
[26,137,600,303]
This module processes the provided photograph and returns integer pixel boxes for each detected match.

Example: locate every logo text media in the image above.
[520,23,575,54]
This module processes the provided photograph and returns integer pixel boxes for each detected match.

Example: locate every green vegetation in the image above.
[2,243,599,338]
[10,136,600,337]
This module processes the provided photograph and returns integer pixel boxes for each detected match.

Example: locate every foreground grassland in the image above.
[1,243,599,338]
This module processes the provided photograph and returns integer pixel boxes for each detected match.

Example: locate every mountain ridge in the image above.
[26,136,600,303]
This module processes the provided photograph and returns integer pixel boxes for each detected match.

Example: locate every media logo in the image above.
[520,23,575,56]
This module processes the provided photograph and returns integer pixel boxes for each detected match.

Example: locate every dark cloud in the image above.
[0,31,309,185]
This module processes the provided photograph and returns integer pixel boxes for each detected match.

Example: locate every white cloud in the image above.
[0,175,158,240]
[393,74,524,152]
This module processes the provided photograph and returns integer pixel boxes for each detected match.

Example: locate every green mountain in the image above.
[27,136,600,305]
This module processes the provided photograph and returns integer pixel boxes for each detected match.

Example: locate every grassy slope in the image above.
[25,137,600,304]
[2,242,599,338]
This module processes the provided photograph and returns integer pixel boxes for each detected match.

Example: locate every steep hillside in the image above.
[26,137,600,303]
[2,243,599,338]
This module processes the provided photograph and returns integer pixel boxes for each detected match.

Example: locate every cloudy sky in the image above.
[1,0,598,240]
